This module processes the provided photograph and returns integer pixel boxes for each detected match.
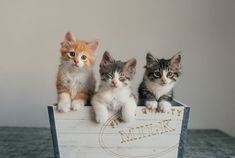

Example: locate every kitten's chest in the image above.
[147,82,174,100]
[107,96,123,111]
[65,71,91,97]
[104,88,131,110]
[66,72,86,86]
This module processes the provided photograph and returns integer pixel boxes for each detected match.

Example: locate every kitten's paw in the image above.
[122,113,135,122]
[122,102,136,122]
[159,101,172,113]
[57,102,71,113]
[71,99,85,111]
[57,93,71,113]
[145,101,158,109]
[96,114,108,124]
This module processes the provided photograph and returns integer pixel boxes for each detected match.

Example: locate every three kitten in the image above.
[56,32,98,112]
[56,32,182,123]
[138,52,182,112]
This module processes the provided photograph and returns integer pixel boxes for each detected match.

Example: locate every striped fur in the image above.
[138,52,181,112]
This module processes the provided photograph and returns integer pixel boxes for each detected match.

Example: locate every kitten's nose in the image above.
[111,80,117,87]
[161,78,167,84]
[74,59,79,64]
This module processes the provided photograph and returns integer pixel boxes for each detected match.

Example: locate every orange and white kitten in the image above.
[56,32,98,112]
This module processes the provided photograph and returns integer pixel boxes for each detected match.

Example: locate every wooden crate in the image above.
[48,100,190,158]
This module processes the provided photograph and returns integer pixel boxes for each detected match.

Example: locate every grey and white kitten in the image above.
[138,52,182,112]
[91,51,137,123]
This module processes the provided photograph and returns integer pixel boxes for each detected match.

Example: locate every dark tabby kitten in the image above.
[138,52,182,112]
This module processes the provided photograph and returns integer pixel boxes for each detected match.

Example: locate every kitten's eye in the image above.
[154,71,161,77]
[119,77,126,82]
[106,74,113,79]
[81,55,87,60]
[68,51,76,57]
[167,72,173,77]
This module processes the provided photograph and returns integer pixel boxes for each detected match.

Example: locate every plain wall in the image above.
[0,0,235,136]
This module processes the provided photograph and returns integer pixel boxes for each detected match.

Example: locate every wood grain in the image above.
[52,105,186,158]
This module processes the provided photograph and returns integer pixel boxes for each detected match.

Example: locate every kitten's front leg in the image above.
[145,100,158,109]
[138,84,157,109]
[122,98,137,122]
[158,101,172,113]
[92,99,109,123]
[72,99,86,111]
[72,90,89,111]
[158,95,173,112]
[58,93,71,113]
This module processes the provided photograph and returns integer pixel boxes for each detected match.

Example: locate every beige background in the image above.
[0,0,235,136]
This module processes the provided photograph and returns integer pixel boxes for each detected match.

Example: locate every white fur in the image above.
[159,100,172,112]
[145,80,174,112]
[57,60,95,112]
[92,73,136,123]
[71,99,85,111]
[145,76,175,100]
[67,69,92,99]
[145,100,158,109]
[93,102,109,123]
[58,93,71,112]
[58,64,95,99]
[143,71,175,112]
[161,70,168,83]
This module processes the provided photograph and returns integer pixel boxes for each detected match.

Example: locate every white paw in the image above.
[122,101,136,122]
[122,113,135,122]
[71,99,85,111]
[92,98,109,124]
[57,93,71,113]
[96,114,108,123]
[58,101,71,113]
[145,101,158,109]
[159,101,172,113]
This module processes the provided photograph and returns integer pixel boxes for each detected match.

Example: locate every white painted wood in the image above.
[53,105,185,158]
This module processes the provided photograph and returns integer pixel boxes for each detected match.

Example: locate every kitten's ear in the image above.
[100,51,115,67]
[170,52,182,69]
[88,40,99,52]
[124,58,137,78]
[145,52,157,68]
[64,32,76,42]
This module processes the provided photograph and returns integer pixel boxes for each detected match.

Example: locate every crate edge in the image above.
[177,105,190,158]
[48,106,60,158]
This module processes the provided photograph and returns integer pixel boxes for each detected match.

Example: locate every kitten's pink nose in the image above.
[161,79,167,84]
[73,59,79,64]
[111,80,117,87]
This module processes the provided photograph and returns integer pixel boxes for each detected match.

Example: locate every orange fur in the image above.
[74,89,89,101]
[60,40,96,67]
[56,80,70,94]
[56,32,98,112]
